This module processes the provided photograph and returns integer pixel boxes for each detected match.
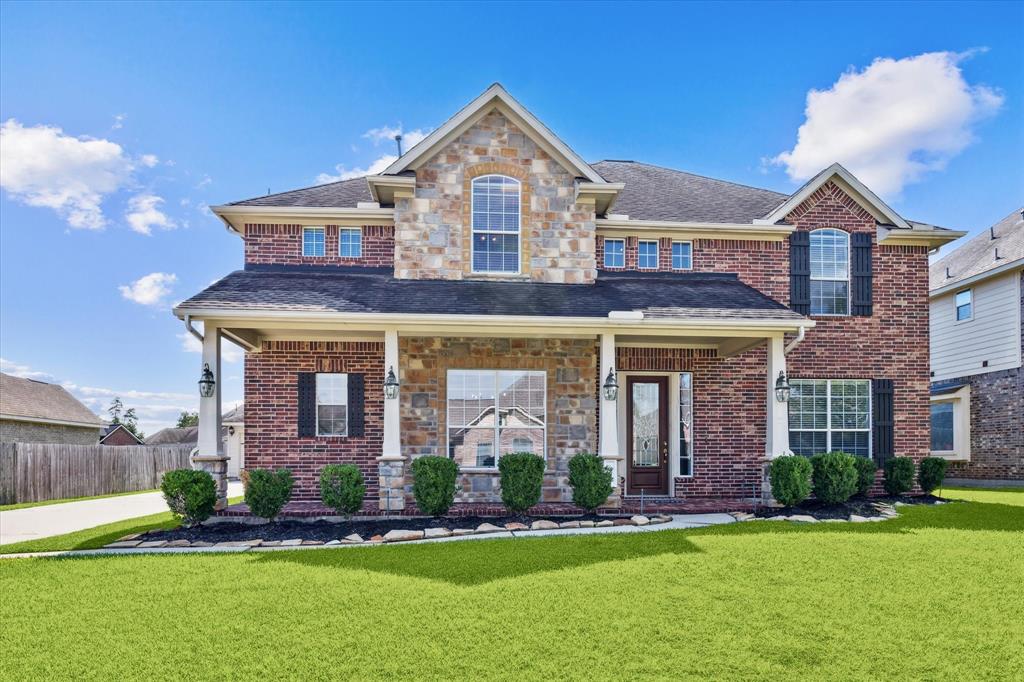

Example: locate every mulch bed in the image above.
[755,494,947,520]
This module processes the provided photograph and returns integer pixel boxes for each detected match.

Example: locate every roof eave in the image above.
[210,205,396,236]
[930,257,1024,298]
[877,225,967,248]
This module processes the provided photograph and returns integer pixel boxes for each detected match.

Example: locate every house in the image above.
[929,208,1023,484]
[175,84,963,511]
[147,426,199,446]
[0,372,105,445]
[99,423,144,446]
[147,404,245,478]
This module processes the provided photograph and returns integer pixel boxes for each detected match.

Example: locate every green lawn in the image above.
[1,490,1022,680]
[0,488,159,512]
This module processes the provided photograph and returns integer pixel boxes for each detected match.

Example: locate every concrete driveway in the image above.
[0,481,244,545]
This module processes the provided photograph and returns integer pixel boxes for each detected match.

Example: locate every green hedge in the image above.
[809,451,859,504]
[769,456,812,507]
[411,456,459,516]
[918,457,949,494]
[883,457,915,495]
[853,457,878,496]
[499,452,545,514]
[160,469,217,527]
[319,464,365,517]
[245,468,294,521]
[567,452,613,512]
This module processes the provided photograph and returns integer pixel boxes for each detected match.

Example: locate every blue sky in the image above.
[1,1,1021,433]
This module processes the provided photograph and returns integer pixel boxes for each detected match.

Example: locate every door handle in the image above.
[662,442,668,464]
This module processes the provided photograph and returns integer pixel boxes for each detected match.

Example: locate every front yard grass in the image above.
[1,489,1021,680]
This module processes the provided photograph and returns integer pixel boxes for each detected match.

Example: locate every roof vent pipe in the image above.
[395,134,403,157]
[946,267,951,279]
[995,247,1001,261]
[991,226,997,239]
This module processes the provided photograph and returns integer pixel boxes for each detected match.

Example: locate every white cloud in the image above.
[771,51,1003,196]
[112,113,126,130]
[178,332,244,363]
[0,357,55,381]
[125,193,176,235]
[119,272,177,306]
[316,126,430,184]
[0,119,135,229]
[140,154,159,168]
[195,174,212,189]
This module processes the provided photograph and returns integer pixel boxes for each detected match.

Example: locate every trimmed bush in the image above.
[245,468,294,521]
[769,456,812,507]
[411,456,459,517]
[499,452,546,514]
[853,456,878,496]
[884,456,916,496]
[918,457,949,494]
[319,464,365,517]
[810,451,859,504]
[567,452,613,512]
[161,469,217,527]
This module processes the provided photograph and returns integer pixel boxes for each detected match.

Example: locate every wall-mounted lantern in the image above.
[383,366,400,400]
[198,363,216,398]
[774,370,791,403]
[603,367,619,402]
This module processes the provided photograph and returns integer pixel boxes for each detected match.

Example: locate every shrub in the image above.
[499,452,546,514]
[411,456,459,516]
[319,464,365,517]
[160,469,217,527]
[769,456,812,507]
[853,456,878,496]
[918,457,949,494]
[883,456,916,496]
[245,468,294,521]
[810,451,859,504]
[567,452,613,512]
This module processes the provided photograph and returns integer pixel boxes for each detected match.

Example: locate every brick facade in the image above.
[244,224,394,267]
[0,418,102,445]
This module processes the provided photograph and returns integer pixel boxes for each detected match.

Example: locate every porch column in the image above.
[192,322,228,509]
[599,333,622,498]
[765,334,790,458]
[377,329,405,512]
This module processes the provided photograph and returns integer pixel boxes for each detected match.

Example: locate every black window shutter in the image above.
[347,373,365,437]
[790,231,810,314]
[851,232,873,316]
[297,372,316,437]
[872,379,894,464]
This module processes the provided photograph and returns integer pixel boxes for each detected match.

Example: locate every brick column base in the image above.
[377,457,406,514]
[192,453,230,510]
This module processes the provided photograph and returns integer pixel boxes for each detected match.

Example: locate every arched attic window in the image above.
[471,174,521,274]
[809,228,850,315]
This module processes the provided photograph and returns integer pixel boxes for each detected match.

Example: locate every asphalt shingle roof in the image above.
[176,266,803,322]
[0,373,105,427]
[229,177,374,208]
[930,208,1024,290]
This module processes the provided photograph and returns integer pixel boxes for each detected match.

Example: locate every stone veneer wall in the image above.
[393,109,597,283]
[244,224,394,267]
[400,337,597,504]
[0,419,102,446]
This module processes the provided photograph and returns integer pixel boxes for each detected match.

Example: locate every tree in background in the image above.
[108,397,145,441]
[176,411,199,428]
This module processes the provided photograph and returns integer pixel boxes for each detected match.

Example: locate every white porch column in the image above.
[765,334,790,458]
[193,322,228,508]
[377,329,405,512]
[599,333,621,496]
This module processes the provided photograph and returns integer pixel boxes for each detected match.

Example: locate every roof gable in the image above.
[0,372,105,428]
[100,423,144,444]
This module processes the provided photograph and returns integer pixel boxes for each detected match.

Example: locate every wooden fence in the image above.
[0,442,193,505]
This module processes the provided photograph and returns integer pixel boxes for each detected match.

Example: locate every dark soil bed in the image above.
[755,494,947,520]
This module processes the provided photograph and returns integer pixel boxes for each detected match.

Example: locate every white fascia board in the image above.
[755,163,910,229]
[1,413,106,429]
[366,175,416,203]
[211,205,396,236]
[382,83,605,183]
[929,257,1024,298]
[878,225,967,248]
[597,218,794,240]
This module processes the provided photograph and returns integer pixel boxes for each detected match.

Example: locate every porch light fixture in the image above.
[774,371,791,403]
[603,367,619,402]
[383,366,400,400]
[198,363,216,398]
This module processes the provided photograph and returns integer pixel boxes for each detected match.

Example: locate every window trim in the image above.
[603,238,625,269]
[302,226,326,258]
[954,288,973,323]
[339,228,362,259]
[315,372,348,437]
[637,239,659,270]
[678,372,694,478]
[930,385,971,460]
[671,241,693,271]
[446,368,547,470]
[788,378,872,457]
[809,228,851,317]
[470,174,522,275]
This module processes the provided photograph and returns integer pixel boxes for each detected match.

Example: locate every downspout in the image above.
[184,314,204,343]
[783,326,806,355]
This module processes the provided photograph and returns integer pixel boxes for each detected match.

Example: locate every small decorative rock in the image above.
[424,528,452,538]
[787,515,817,523]
[631,515,650,526]
[325,539,341,546]
[165,539,192,548]
[531,520,559,530]
[368,534,385,543]
[652,515,672,524]
[596,520,614,527]
[191,541,214,548]
[117,533,143,542]
[732,512,755,521]
[105,541,141,548]
[579,520,595,528]
[559,521,581,529]
[475,523,504,534]
[301,540,323,545]
[342,534,364,544]
[867,516,886,522]
[768,515,788,521]
[383,529,424,543]
[261,540,282,547]
[280,539,303,546]
[137,540,167,548]
[849,515,869,522]
[452,528,475,536]
[612,518,634,526]
[503,523,528,531]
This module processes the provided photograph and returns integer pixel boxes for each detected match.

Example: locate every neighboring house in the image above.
[175,84,963,511]
[929,208,1023,483]
[0,372,105,445]
[99,423,144,446]
[147,426,199,446]
[148,405,245,478]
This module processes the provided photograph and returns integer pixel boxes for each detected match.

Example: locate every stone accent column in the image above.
[377,457,406,513]
[763,334,790,504]
[599,333,623,508]
[377,328,406,513]
[193,323,229,509]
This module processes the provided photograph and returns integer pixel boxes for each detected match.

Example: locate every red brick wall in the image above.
[100,427,140,446]
[244,224,394,267]
[244,341,384,501]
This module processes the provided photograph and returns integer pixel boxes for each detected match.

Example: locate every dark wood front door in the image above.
[626,376,669,496]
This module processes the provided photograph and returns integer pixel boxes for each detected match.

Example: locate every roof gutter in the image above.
[783,326,806,355]
[184,314,204,343]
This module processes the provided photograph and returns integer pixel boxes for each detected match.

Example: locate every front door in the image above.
[626,376,669,496]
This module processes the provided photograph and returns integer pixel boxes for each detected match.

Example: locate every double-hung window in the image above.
[316,373,348,436]
[955,289,973,321]
[809,228,850,315]
[447,370,546,468]
[672,241,692,270]
[638,240,659,269]
[789,379,871,457]
[339,228,362,258]
[471,175,521,273]
[604,238,625,268]
[303,227,325,257]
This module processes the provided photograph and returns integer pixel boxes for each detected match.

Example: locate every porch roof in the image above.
[175,266,805,325]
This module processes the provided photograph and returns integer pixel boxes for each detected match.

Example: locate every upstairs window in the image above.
[638,240,659,269]
[471,175,520,273]
[339,228,362,258]
[809,228,850,315]
[303,227,325,257]
[955,289,973,321]
[672,241,692,270]
[604,238,625,268]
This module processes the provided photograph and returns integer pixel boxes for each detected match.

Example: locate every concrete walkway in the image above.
[0,481,244,545]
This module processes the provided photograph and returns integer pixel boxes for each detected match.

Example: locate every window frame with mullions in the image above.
[788,378,872,458]
[470,174,522,275]
[809,228,851,316]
